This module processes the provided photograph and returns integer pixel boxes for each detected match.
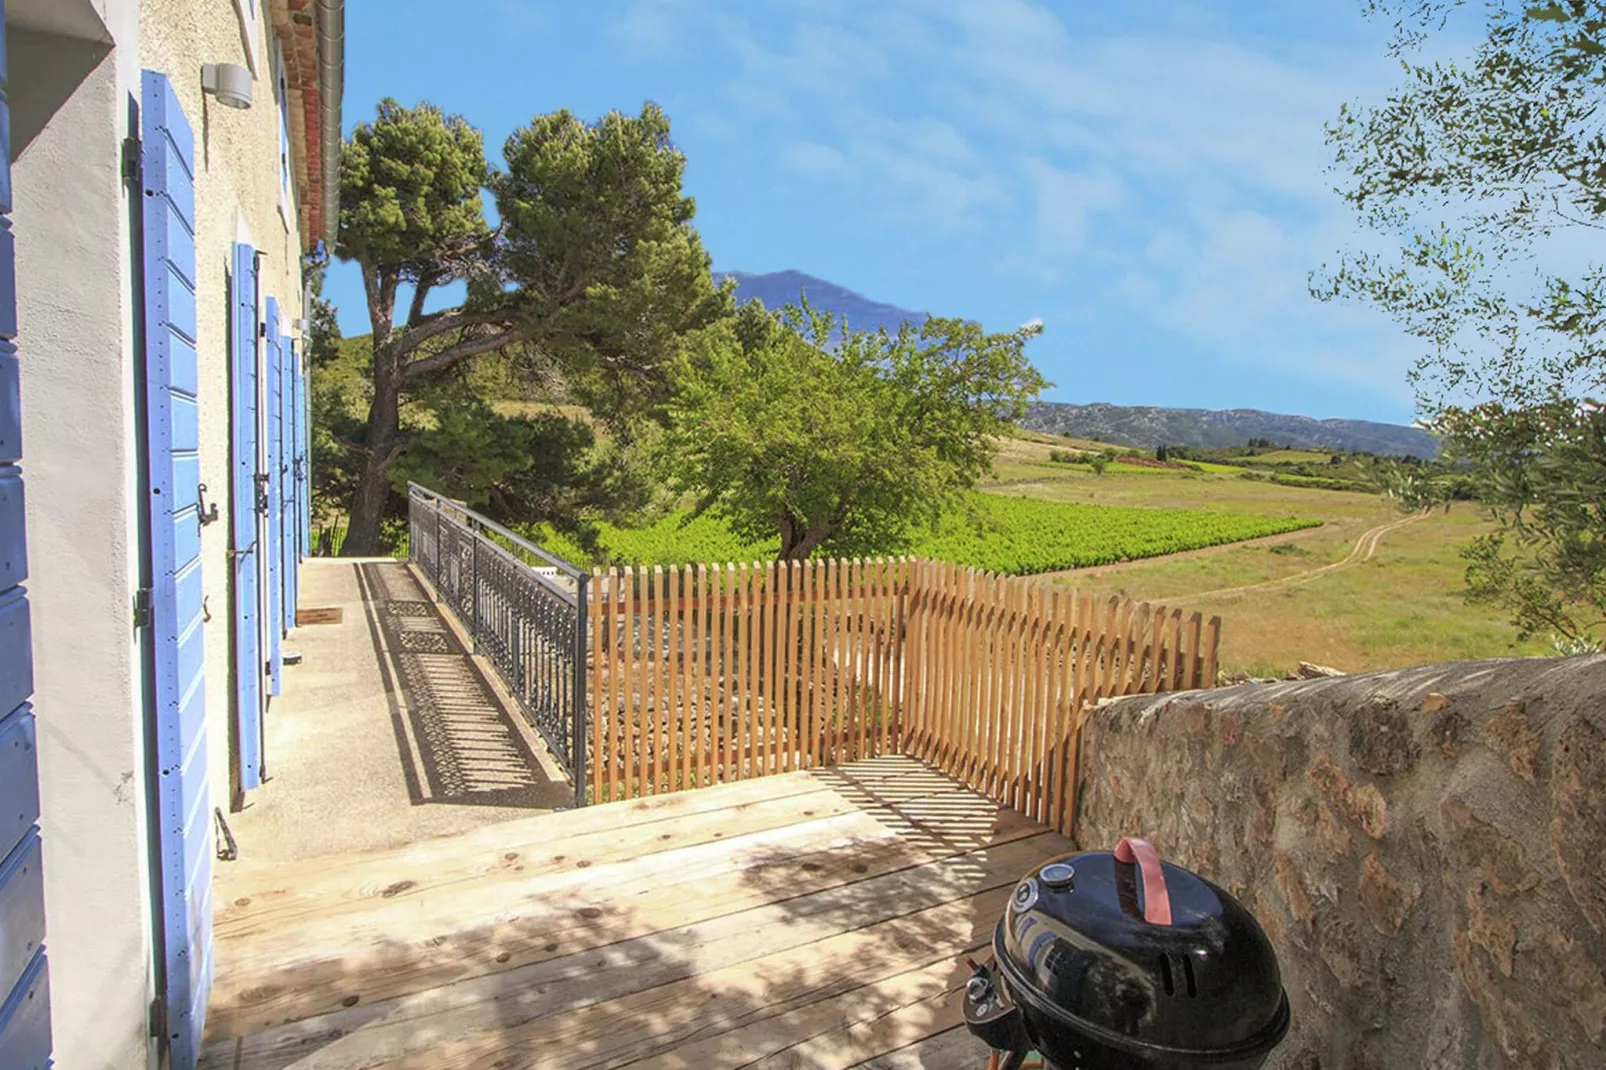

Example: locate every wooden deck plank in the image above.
[636,955,976,1070]
[762,974,973,1070]
[202,758,1072,1069]
[384,886,1010,1070]
[217,783,865,940]
[225,754,938,893]
[219,783,1035,967]
[849,1026,979,1070]
[214,764,856,915]
[217,759,984,949]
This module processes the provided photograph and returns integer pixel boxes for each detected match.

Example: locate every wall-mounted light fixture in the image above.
[201,63,254,110]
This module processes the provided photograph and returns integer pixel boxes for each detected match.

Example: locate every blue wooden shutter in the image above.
[263,300,282,696]
[286,344,302,616]
[230,245,263,791]
[279,338,293,632]
[0,17,52,1069]
[297,352,310,559]
[140,70,213,1070]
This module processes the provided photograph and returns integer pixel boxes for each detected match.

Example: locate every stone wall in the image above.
[1074,655,1606,1070]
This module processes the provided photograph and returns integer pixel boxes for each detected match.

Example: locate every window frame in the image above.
[272,38,294,232]
[231,0,262,76]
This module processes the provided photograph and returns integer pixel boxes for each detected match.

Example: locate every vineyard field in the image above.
[523,493,1318,575]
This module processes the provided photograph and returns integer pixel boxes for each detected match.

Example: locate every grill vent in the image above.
[1159,954,1201,998]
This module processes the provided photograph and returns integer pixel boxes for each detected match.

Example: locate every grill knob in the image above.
[1040,862,1076,890]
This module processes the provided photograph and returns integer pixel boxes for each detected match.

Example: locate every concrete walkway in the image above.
[221,559,573,870]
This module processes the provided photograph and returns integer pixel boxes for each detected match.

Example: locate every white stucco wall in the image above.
[140,0,306,813]
[8,0,155,1066]
[8,0,313,1065]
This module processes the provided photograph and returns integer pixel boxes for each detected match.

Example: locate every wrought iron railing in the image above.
[407,483,589,806]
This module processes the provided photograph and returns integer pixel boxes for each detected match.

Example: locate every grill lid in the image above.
[994,838,1289,1059]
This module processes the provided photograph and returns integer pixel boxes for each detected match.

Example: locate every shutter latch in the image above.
[133,587,154,630]
[122,136,143,188]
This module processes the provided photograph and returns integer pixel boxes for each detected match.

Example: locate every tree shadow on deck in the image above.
[198,756,1040,1068]
[356,562,572,811]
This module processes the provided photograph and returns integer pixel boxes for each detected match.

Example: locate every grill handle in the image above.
[1115,837,1173,925]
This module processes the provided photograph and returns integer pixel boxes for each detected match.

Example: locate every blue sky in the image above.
[325,0,1433,423]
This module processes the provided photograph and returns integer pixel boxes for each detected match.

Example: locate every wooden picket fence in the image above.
[587,557,1220,835]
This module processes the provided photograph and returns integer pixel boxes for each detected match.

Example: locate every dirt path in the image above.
[1040,523,1330,582]
[1159,511,1429,602]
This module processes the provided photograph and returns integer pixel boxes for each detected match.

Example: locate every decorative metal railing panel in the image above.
[407,483,589,806]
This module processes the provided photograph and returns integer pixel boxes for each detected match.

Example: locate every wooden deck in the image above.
[199,755,1072,1069]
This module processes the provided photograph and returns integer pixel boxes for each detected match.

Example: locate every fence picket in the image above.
[810,558,825,768]
[880,559,892,752]
[619,568,635,799]
[1204,616,1222,688]
[733,563,745,778]
[978,573,1000,794]
[1017,580,1038,813]
[926,562,944,767]
[1001,579,1021,812]
[592,569,607,803]
[964,569,984,785]
[856,559,870,760]
[687,564,702,786]
[784,560,800,772]
[953,569,973,781]
[763,560,778,776]
[1025,584,1047,823]
[719,564,734,783]
[1043,587,1070,827]
[665,566,679,791]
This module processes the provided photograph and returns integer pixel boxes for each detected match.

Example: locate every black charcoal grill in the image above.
[963,838,1289,1070]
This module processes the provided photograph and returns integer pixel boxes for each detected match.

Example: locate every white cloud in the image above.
[607,0,689,62]
[782,141,856,181]
[999,159,1128,281]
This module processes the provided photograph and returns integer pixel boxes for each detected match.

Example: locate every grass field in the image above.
[982,467,1547,677]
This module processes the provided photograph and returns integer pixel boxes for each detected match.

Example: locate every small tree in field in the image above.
[659,301,1046,559]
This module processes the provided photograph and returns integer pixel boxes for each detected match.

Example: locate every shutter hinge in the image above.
[122,136,143,188]
[148,995,168,1040]
[133,587,154,630]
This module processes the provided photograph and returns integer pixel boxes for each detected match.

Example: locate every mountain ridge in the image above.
[1021,402,1437,457]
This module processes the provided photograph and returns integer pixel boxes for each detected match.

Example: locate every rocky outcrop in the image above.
[1074,655,1606,1070]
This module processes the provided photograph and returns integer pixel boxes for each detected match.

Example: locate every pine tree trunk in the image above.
[342,331,401,556]
[342,444,393,556]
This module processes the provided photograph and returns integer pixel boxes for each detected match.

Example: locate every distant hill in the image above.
[1021,402,1438,458]
[714,270,927,335]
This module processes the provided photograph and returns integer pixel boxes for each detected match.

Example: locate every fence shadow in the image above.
[357,562,571,810]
